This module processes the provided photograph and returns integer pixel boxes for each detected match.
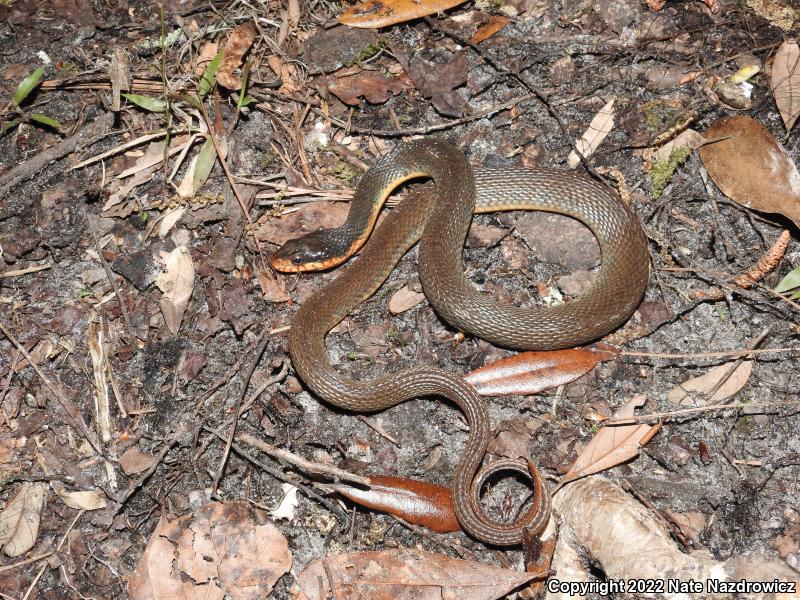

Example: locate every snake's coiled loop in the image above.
[279,139,649,544]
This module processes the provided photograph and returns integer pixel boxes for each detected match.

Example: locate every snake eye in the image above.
[292,255,303,265]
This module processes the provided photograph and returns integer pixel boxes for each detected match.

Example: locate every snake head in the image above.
[270,232,339,273]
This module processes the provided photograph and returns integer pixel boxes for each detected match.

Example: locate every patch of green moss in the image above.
[331,162,358,183]
[641,100,687,133]
[350,36,388,66]
[649,147,691,198]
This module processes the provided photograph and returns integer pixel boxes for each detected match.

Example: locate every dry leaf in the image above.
[156,247,195,335]
[464,348,614,396]
[666,360,753,406]
[109,47,130,112]
[772,39,800,132]
[653,128,705,162]
[297,548,537,600]
[699,115,800,229]
[561,395,659,485]
[158,206,186,237]
[340,0,468,28]
[567,97,615,168]
[332,475,459,533]
[327,69,408,105]
[217,22,257,90]
[127,501,291,600]
[119,447,156,475]
[0,483,45,557]
[470,15,511,44]
[257,270,290,303]
[53,484,108,511]
[388,286,425,314]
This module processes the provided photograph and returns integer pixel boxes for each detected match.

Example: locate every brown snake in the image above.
[271,139,650,545]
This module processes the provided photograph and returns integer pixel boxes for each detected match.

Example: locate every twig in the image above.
[0,263,52,279]
[605,399,800,425]
[315,93,536,137]
[211,329,272,493]
[91,228,138,355]
[0,112,115,196]
[0,552,54,573]
[21,510,85,600]
[201,426,348,524]
[236,432,372,485]
[619,347,798,360]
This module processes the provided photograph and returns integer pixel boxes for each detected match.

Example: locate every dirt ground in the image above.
[0,0,799,598]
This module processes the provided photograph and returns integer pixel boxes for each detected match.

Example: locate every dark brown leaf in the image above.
[327,69,409,105]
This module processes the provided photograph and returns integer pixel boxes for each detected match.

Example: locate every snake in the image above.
[271,139,650,545]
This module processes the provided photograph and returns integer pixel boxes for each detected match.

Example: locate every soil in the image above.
[0,0,799,598]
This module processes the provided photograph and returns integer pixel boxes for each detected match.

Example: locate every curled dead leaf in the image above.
[772,39,800,132]
[155,247,195,335]
[217,22,257,90]
[666,360,753,406]
[327,69,409,105]
[561,395,659,485]
[332,475,459,533]
[699,116,800,229]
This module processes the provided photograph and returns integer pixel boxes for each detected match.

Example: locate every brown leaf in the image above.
[53,484,108,511]
[119,447,156,475]
[470,15,510,44]
[155,247,195,335]
[772,39,800,132]
[388,286,425,314]
[332,475,459,533]
[464,348,614,396]
[217,22,257,90]
[666,360,753,406]
[127,501,291,600]
[256,201,349,247]
[699,115,800,229]
[297,548,537,600]
[257,270,290,303]
[0,483,45,557]
[328,69,409,105]
[561,395,659,485]
[339,0,468,28]
[403,51,469,117]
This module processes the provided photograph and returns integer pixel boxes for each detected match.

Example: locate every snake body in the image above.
[272,140,649,545]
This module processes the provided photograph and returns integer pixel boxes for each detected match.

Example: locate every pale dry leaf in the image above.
[388,286,425,314]
[155,247,195,335]
[562,395,658,484]
[0,482,46,557]
[55,487,108,511]
[127,501,291,600]
[176,137,226,198]
[653,128,705,162]
[158,206,186,237]
[699,115,800,229]
[666,360,753,406]
[772,39,800,132]
[109,47,131,112]
[217,22,257,90]
[269,483,299,521]
[194,42,220,76]
[297,548,537,600]
[567,97,615,168]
